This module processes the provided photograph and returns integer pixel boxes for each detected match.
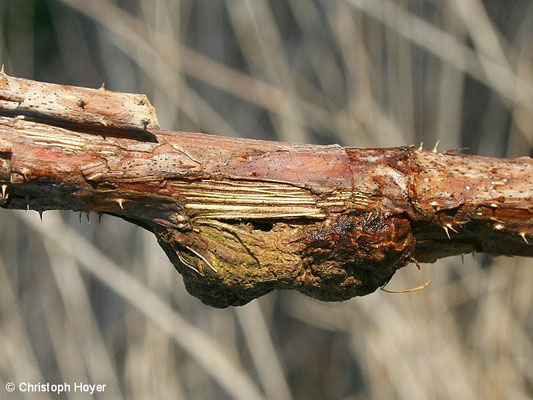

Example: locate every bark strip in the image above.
[0,72,531,307]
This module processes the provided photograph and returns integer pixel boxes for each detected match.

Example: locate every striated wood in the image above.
[0,72,532,307]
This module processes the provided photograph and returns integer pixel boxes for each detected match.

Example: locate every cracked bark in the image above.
[0,72,532,307]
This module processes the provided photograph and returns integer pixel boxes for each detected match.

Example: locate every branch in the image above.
[1,72,532,307]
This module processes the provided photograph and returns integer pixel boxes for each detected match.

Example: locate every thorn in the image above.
[114,198,125,209]
[98,213,103,224]
[432,140,440,153]
[26,196,30,211]
[519,232,529,244]
[418,142,424,151]
[443,225,451,240]
[1,184,7,199]
[99,118,108,127]
[99,82,106,91]
[19,167,30,181]
[141,118,150,130]
[79,212,82,224]
[0,64,4,74]
[446,223,458,233]
[461,254,464,264]
[38,210,44,221]
[86,212,90,223]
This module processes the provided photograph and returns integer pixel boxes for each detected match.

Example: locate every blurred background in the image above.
[1,0,533,399]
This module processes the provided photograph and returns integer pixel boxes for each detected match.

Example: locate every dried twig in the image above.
[0,72,532,307]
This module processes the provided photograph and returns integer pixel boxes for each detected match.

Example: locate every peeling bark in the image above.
[0,72,532,307]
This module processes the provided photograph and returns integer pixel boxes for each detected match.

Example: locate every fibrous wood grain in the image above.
[0,71,532,307]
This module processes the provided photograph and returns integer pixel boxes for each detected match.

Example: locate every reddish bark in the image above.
[0,72,531,307]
